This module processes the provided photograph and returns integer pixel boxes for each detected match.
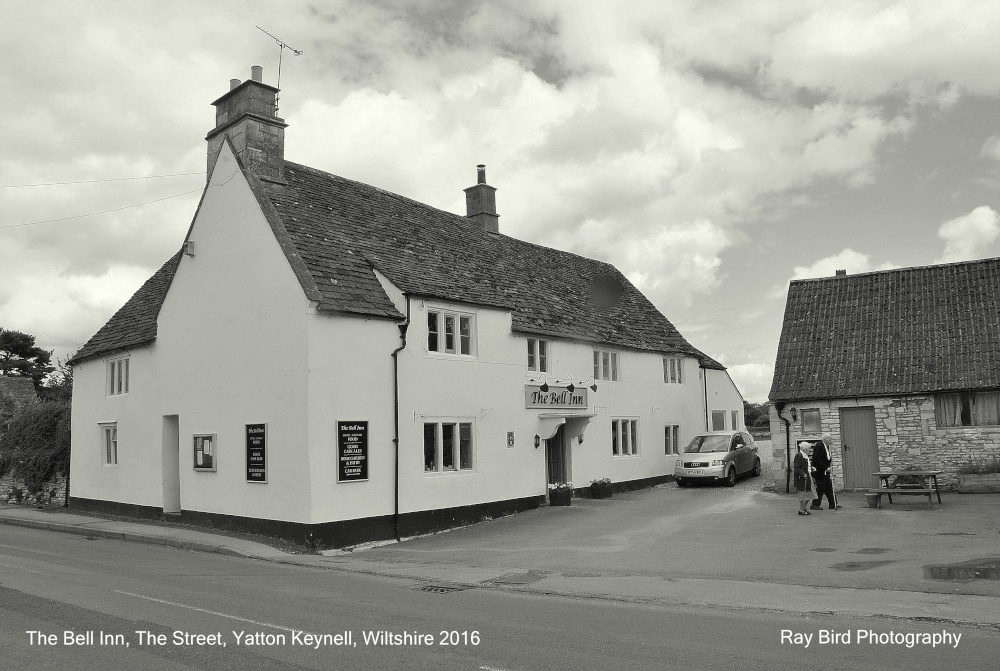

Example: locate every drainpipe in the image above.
[702,366,710,431]
[776,401,791,494]
[390,298,410,542]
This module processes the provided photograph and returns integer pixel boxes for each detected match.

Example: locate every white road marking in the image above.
[113,590,310,634]
[0,561,49,575]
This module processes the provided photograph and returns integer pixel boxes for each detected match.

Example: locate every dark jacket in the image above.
[793,452,812,492]
[810,441,831,477]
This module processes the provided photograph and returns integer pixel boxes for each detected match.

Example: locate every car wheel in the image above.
[676,478,687,487]
[724,467,736,487]
[752,459,762,477]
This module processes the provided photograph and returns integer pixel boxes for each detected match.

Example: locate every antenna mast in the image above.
[255,25,302,113]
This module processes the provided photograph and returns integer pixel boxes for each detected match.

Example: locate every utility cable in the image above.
[0,325,85,346]
[0,169,237,230]
[1,171,207,188]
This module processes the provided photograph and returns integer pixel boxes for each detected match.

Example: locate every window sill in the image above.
[425,351,478,361]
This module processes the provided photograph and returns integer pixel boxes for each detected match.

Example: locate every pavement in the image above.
[3,473,999,630]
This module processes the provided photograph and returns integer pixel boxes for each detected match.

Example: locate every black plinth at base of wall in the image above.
[68,495,545,551]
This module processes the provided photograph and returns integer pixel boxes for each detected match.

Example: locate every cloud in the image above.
[724,362,775,403]
[769,248,898,298]
[935,206,1000,263]
[981,136,1000,161]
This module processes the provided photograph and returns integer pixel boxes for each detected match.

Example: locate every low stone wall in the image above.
[0,472,68,506]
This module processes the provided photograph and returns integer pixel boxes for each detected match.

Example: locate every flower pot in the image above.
[591,482,613,499]
[549,489,572,506]
[957,473,1000,494]
[865,493,881,508]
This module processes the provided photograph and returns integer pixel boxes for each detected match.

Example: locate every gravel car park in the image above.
[674,431,762,487]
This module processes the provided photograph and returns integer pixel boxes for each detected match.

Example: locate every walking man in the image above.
[811,433,841,510]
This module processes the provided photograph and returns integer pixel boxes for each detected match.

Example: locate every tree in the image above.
[743,401,771,430]
[0,401,70,494]
[0,328,54,391]
[39,358,73,403]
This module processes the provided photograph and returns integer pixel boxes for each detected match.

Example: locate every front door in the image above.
[840,407,878,489]
[546,426,567,486]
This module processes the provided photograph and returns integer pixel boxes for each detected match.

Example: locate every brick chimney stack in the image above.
[463,164,499,234]
[835,269,847,277]
[206,66,288,184]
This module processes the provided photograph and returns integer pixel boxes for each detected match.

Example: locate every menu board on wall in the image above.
[246,424,267,483]
[338,421,368,482]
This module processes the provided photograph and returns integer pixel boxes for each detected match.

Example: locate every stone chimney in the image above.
[463,164,499,234]
[206,66,288,184]
[835,269,847,277]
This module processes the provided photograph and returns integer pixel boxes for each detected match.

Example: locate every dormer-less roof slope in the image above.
[70,252,181,363]
[272,162,717,364]
[72,161,724,369]
[769,257,1000,402]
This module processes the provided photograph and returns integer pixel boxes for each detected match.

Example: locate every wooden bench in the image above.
[871,487,935,509]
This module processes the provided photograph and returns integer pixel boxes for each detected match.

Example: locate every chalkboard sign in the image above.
[338,421,368,482]
[246,424,267,483]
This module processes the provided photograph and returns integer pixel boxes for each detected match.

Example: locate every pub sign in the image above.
[524,385,588,409]
[246,424,267,483]
[338,421,368,482]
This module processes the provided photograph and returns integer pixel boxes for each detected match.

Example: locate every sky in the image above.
[3,1,1000,402]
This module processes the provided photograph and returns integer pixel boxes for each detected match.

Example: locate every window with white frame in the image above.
[612,418,639,456]
[664,424,680,455]
[731,410,739,431]
[427,309,475,356]
[100,422,118,465]
[527,338,549,373]
[594,349,619,381]
[663,357,684,384]
[423,421,474,472]
[711,410,726,431]
[108,356,129,396]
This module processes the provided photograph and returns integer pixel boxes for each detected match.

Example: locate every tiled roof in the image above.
[769,258,1000,401]
[70,253,181,363]
[74,161,724,369]
[272,163,716,362]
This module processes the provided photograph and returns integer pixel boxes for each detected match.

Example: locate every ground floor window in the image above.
[612,418,639,456]
[664,425,680,455]
[935,391,1000,427]
[800,408,821,433]
[711,410,726,432]
[423,421,474,472]
[100,423,117,465]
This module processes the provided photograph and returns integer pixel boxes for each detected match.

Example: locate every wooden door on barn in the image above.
[839,407,879,489]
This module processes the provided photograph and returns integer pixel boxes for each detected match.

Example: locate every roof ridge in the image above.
[790,255,1000,285]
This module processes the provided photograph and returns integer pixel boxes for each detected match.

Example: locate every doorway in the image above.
[161,415,181,514]
[545,425,568,487]
[839,407,878,489]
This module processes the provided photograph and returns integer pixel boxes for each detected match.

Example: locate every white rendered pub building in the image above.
[69,67,744,548]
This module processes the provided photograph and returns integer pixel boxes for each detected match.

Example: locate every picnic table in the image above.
[871,470,943,509]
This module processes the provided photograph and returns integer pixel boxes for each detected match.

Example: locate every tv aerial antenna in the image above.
[256,25,302,113]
